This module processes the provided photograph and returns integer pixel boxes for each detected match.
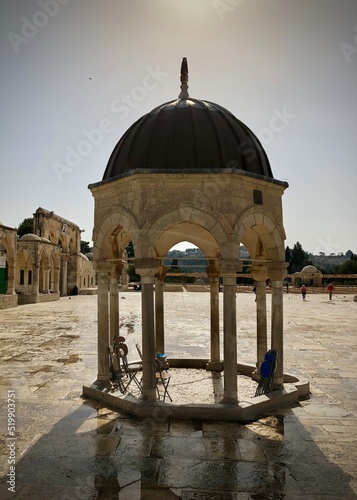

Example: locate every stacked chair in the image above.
[254,350,278,397]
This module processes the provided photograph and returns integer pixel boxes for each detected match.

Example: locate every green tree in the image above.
[285,246,291,272]
[125,241,137,280]
[17,217,33,238]
[289,241,311,273]
[338,259,357,274]
[127,264,140,282]
[167,258,182,283]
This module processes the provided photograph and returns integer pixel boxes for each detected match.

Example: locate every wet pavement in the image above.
[0,290,357,499]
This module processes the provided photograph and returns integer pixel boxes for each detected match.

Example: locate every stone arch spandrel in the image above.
[39,247,50,268]
[238,207,286,262]
[50,248,60,268]
[16,248,32,269]
[94,206,137,238]
[93,210,139,262]
[0,235,16,261]
[144,206,231,246]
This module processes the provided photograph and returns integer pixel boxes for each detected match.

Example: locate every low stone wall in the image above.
[18,293,60,305]
[79,288,98,295]
[0,294,18,310]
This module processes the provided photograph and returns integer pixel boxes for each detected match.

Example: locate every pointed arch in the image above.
[93,209,139,262]
[237,207,286,262]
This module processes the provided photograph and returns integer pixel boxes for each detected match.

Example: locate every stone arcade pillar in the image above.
[251,265,268,371]
[268,263,287,389]
[43,268,50,294]
[6,258,16,295]
[96,264,110,383]
[53,266,60,294]
[61,253,69,296]
[136,258,160,402]
[221,261,239,403]
[33,263,40,295]
[206,262,221,371]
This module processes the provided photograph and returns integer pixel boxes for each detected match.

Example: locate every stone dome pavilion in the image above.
[84,59,307,420]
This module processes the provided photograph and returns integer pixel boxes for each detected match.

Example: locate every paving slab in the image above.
[0,291,356,498]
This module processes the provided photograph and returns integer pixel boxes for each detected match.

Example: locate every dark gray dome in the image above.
[103,60,273,181]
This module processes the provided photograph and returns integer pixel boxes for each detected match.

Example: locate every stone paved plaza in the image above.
[0,290,357,498]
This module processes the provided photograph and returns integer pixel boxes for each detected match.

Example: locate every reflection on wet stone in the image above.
[0,294,357,497]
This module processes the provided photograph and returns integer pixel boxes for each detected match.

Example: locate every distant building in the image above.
[292,265,323,287]
[0,208,98,309]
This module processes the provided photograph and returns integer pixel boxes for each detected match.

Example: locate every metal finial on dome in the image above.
[179,57,189,99]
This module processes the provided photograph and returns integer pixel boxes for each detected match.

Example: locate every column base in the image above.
[220,396,238,405]
[93,378,111,390]
[273,378,284,390]
[206,361,223,372]
[142,389,157,402]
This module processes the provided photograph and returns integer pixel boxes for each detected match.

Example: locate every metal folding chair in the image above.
[118,346,143,393]
[155,358,172,402]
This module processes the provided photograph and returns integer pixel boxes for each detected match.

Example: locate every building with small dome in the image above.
[16,232,61,303]
[0,208,99,308]
[293,264,323,287]
[0,223,17,309]
[84,59,306,420]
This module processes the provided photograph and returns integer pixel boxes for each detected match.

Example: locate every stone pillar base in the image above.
[273,378,284,389]
[141,389,157,402]
[220,397,238,405]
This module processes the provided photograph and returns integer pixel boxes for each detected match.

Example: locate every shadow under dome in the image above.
[103,98,273,180]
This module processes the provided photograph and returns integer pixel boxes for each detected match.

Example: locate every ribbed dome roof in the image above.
[103,59,273,181]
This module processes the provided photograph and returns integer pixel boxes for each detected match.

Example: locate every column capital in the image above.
[96,261,111,274]
[111,262,124,279]
[206,259,220,278]
[267,262,288,281]
[251,264,268,282]
[155,265,167,281]
[221,258,242,276]
[135,257,160,276]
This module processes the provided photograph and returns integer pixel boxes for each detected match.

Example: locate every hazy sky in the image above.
[1,0,356,255]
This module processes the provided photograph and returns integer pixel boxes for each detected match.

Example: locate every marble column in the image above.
[136,258,160,402]
[97,268,110,382]
[206,263,221,371]
[271,280,284,387]
[155,277,165,354]
[268,262,287,389]
[140,274,156,401]
[221,261,239,403]
[251,265,268,372]
[109,275,119,340]
[256,281,267,369]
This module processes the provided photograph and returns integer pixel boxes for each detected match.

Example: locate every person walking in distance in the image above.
[327,282,334,300]
[301,283,307,301]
